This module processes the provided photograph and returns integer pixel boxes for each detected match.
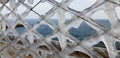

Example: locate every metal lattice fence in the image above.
[0,0,120,58]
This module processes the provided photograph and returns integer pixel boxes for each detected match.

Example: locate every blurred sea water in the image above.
[9,19,120,49]
[14,19,111,40]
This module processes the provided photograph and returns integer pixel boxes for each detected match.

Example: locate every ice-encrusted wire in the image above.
[0,0,120,58]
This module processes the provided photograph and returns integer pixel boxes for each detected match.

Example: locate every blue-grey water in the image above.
[15,19,111,39]
[13,19,120,49]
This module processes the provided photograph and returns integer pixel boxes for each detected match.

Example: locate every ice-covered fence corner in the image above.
[0,0,120,58]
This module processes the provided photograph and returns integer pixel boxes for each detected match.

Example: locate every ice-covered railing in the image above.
[0,0,120,58]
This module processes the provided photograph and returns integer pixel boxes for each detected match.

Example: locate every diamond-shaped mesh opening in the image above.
[6,14,16,24]
[49,11,74,27]
[49,13,59,26]
[69,21,96,41]
[94,41,106,48]
[115,42,120,50]
[7,47,16,58]
[0,37,8,50]
[33,2,53,15]
[6,32,15,39]
[24,11,41,26]
[0,6,10,16]
[25,19,40,26]
[36,24,53,37]
[14,40,27,51]
[91,10,111,27]
[15,24,25,34]
[16,4,27,15]
[68,0,96,11]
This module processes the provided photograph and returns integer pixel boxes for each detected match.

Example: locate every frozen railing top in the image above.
[0,0,120,58]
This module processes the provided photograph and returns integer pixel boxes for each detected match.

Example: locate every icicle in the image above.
[28,32,35,44]
[57,8,66,50]
[58,33,67,50]
[57,8,65,28]
[101,35,118,58]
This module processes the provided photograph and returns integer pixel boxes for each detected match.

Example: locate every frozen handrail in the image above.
[0,0,120,58]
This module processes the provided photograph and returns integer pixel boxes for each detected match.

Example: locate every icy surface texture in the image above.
[0,0,120,58]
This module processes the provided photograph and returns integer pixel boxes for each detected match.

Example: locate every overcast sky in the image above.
[2,0,115,20]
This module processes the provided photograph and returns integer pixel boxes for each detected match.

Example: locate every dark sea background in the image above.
[11,19,120,49]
